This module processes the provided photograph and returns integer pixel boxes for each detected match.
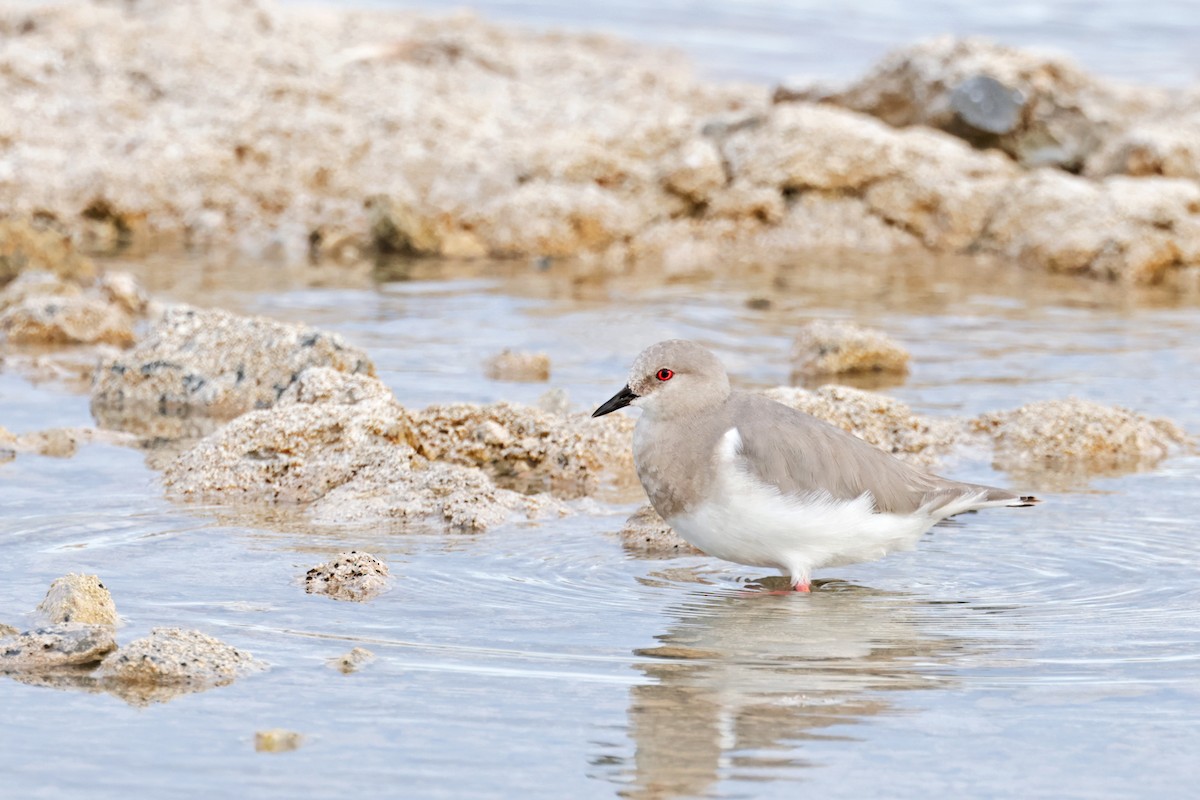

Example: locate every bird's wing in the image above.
[727,392,966,515]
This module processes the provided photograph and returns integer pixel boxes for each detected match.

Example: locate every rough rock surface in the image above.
[791,321,910,380]
[96,627,263,686]
[975,398,1194,474]
[35,574,119,626]
[163,367,594,530]
[484,349,551,382]
[0,623,117,671]
[0,426,138,459]
[0,270,82,310]
[304,551,390,602]
[0,219,96,286]
[617,505,700,557]
[329,647,376,674]
[0,294,135,346]
[91,305,375,438]
[0,623,17,637]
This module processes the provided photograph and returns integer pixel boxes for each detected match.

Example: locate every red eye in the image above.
[655,368,674,381]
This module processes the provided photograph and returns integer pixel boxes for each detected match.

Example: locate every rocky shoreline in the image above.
[2,0,1199,284]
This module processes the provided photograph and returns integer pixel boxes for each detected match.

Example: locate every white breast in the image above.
[666,428,940,584]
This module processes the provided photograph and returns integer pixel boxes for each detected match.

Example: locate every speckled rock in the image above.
[96,627,263,686]
[484,349,551,382]
[255,729,304,753]
[791,321,910,380]
[0,623,117,671]
[329,647,376,674]
[763,385,971,466]
[0,295,135,346]
[305,551,390,602]
[0,218,96,286]
[0,270,82,311]
[617,504,700,558]
[35,574,119,626]
[0,623,17,637]
[809,37,1166,171]
[975,398,1194,473]
[1,426,138,459]
[90,305,375,438]
[164,368,576,530]
[97,271,152,316]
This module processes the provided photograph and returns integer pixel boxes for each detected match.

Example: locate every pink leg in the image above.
[794,581,811,593]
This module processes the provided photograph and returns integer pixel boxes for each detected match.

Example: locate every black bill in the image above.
[592,384,638,417]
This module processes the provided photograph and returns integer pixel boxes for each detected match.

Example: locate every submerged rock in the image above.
[975,398,1194,474]
[329,647,376,674]
[36,574,119,626]
[91,305,375,438]
[617,505,700,558]
[255,729,304,753]
[0,623,117,671]
[791,321,910,381]
[304,551,390,602]
[484,349,551,382]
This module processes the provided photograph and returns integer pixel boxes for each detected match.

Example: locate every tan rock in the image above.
[0,270,82,311]
[484,349,551,382]
[329,647,376,674]
[90,305,375,437]
[35,574,119,626]
[255,729,304,753]
[661,138,726,203]
[974,398,1194,474]
[97,271,151,316]
[0,623,117,671]
[0,218,95,286]
[791,321,910,379]
[0,295,135,346]
[617,504,701,558]
[304,551,390,602]
[97,627,263,685]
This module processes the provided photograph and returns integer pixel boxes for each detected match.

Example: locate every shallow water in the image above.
[322,0,1200,86]
[3,253,1200,798]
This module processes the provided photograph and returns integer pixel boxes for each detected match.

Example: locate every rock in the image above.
[255,729,304,753]
[329,647,376,674]
[90,305,375,438]
[163,368,577,531]
[536,387,571,416]
[35,574,119,626]
[0,218,95,286]
[814,36,1167,171]
[484,349,551,382]
[3,426,138,459]
[304,551,390,602]
[97,271,151,316]
[661,138,727,203]
[0,295,135,346]
[791,321,910,380]
[974,398,1194,474]
[0,270,82,311]
[617,504,701,558]
[96,627,263,686]
[0,623,117,671]
[763,385,970,466]
[0,623,17,637]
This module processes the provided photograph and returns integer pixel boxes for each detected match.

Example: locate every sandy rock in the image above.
[97,627,263,686]
[97,271,152,316]
[812,37,1166,171]
[0,218,95,286]
[304,551,390,602]
[35,574,119,626]
[536,387,571,416]
[975,398,1194,474]
[0,623,117,671]
[661,138,727,204]
[617,504,701,557]
[763,385,969,466]
[4,426,139,459]
[791,321,910,380]
[484,349,551,382]
[255,729,304,753]
[411,401,635,497]
[0,623,17,637]
[329,647,376,673]
[0,270,82,311]
[0,295,135,346]
[164,368,576,530]
[90,305,375,438]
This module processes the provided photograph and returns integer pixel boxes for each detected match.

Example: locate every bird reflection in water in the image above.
[596,582,977,799]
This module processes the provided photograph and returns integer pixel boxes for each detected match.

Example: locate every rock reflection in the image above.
[613,585,972,799]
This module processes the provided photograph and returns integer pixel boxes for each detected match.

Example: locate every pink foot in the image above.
[794,582,811,593]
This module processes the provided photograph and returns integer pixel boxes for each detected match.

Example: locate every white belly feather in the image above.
[666,428,951,583]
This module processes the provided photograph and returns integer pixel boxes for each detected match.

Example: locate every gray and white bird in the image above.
[593,340,1038,592]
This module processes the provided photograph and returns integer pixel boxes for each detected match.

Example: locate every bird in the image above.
[592,339,1038,592]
